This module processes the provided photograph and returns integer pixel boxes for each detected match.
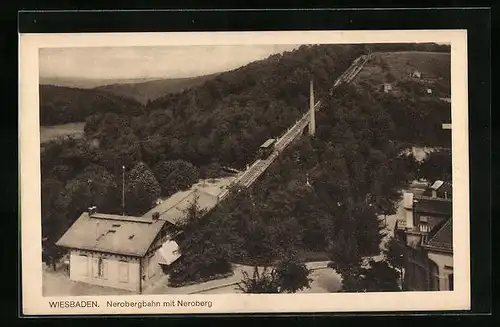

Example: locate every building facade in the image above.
[56,208,179,293]
[397,181,453,291]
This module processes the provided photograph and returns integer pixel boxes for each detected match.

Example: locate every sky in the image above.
[39,44,301,81]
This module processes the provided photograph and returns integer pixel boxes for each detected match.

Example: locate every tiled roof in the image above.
[56,212,167,257]
[142,189,218,226]
[414,196,452,216]
[430,180,444,190]
[424,219,453,252]
[56,189,219,257]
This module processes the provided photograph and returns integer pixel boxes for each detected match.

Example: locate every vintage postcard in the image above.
[20,30,470,315]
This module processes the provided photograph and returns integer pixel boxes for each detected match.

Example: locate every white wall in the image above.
[428,251,453,291]
[69,250,141,293]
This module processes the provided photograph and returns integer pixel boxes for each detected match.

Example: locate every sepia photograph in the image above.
[20,30,470,315]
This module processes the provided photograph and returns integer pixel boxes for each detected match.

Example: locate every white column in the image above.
[309,79,316,136]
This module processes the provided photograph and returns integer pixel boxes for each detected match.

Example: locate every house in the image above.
[422,219,453,290]
[55,188,217,293]
[396,185,453,291]
[410,70,422,78]
[56,207,181,293]
[383,83,392,93]
[425,180,452,200]
[442,123,452,130]
[401,192,452,248]
[426,88,433,94]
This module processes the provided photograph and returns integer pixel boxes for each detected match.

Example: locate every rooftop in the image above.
[56,212,167,257]
[260,138,276,148]
[56,187,221,256]
[143,189,219,226]
[430,180,444,190]
[414,195,452,216]
[423,219,453,253]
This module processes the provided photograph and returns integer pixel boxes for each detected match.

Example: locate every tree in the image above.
[237,254,311,293]
[41,178,67,266]
[419,150,452,182]
[125,162,161,216]
[274,253,312,293]
[237,266,280,293]
[384,237,405,270]
[60,164,121,221]
[168,195,232,286]
[384,236,405,288]
[360,260,401,292]
[154,160,200,197]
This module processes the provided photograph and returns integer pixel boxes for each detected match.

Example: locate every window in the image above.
[119,261,129,283]
[429,260,440,291]
[98,258,103,276]
[74,254,88,277]
[448,274,454,291]
[92,257,107,279]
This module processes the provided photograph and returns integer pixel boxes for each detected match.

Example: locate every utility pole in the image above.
[122,165,125,216]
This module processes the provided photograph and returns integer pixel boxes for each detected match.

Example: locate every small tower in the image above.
[308,79,316,136]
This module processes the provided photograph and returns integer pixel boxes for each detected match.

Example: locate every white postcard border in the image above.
[20,30,470,315]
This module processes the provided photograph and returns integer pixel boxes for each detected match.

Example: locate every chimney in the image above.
[152,212,160,221]
[88,206,97,216]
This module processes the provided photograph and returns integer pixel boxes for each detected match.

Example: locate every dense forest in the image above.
[39,85,144,125]
[94,73,221,105]
[168,82,416,286]
[40,43,452,281]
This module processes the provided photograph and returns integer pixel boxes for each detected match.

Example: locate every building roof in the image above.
[430,180,444,190]
[56,187,220,257]
[158,240,181,265]
[423,219,453,253]
[260,138,276,148]
[143,189,218,226]
[414,195,452,216]
[56,212,168,257]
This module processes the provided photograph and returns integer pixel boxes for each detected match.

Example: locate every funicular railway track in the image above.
[216,53,370,201]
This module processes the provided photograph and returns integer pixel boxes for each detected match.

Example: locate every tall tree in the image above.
[274,253,312,293]
[124,162,161,215]
[169,195,232,286]
[60,164,121,221]
[154,160,200,197]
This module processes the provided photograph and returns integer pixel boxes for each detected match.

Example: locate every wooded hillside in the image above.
[39,85,144,125]
[94,73,221,105]
[40,43,451,272]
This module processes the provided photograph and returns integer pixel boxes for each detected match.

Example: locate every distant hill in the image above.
[39,85,144,125]
[39,76,168,89]
[94,73,221,105]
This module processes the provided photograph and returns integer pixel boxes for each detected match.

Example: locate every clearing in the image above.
[40,122,85,144]
[354,51,451,96]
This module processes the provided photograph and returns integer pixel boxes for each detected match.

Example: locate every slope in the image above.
[39,85,145,125]
[354,51,451,97]
[94,73,221,105]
